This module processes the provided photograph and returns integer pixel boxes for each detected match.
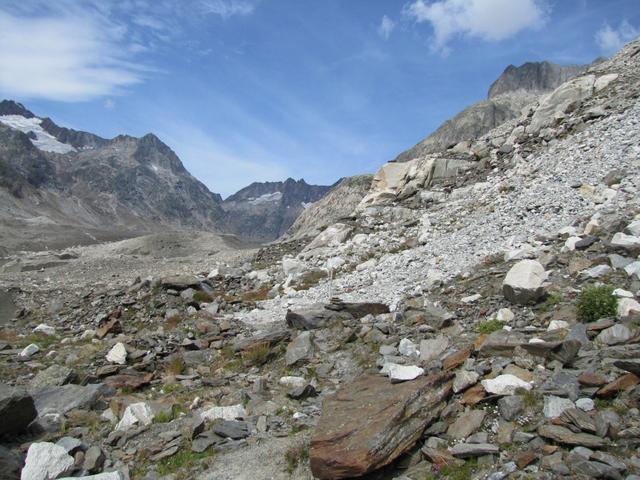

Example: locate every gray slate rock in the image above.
[29,365,74,389]
[498,395,524,421]
[212,420,250,439]
[285,331,314,366]
[450,442,499,457]
[31,383,108,417]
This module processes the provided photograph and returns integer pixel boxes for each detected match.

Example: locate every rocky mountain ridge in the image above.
[395,59,592,162]
[0,101,334,251]
[221,178,334,243]
[1,39,640,480]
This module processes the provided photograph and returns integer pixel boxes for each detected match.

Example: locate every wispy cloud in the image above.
[157,122,290,198]
[378,15,396,40]
[198,0,257,19]
[0,9,145,101]
[0,0,260,102]
[404,0,548,54]
[595,20,638,55]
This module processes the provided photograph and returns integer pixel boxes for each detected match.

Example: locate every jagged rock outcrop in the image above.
[394,60,591,162]
[488,61,588,99]
[283,175,373,241]
[221,178,332,243]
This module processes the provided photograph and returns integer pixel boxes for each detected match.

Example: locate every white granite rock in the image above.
[481,374,533,395]
[105,342,127,365]
[21,442,74,480]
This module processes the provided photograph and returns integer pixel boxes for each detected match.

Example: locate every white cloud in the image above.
[104,99,116,110]
[378,15,396,40]
[595,21,638,54]
[0,8,145,101]
[0,0,261,102]
[199,0,256,19]
[404,0,547,54]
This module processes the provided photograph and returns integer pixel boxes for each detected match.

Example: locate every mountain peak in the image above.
[0,99,36,118]
[488,60,588,99]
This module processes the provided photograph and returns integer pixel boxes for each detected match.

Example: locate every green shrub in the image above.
[477,319,505,334]
[577,285,617,322]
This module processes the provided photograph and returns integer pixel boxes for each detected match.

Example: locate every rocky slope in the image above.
[1,40,640,480]
[282,175,373,241]
[221,178,333,243]
[395,60,590,162]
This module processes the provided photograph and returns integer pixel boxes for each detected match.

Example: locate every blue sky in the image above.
[0,0,638,197]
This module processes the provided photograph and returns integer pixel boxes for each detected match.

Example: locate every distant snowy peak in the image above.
[0,114,76,154]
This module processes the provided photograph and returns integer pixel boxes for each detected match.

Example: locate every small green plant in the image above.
[477,319,505,334]
[577,285,617,322]
[440,458,478,480]
[284,441,309,474]
[153,404,186,424]
[242,342,272,366]
[156,445,213,476]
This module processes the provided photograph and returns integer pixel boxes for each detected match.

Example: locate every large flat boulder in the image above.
[0,383,37,438]
[309,372,452,479]
[30,384,108,417]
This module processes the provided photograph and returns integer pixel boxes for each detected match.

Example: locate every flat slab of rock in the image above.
[450,442,499,458]
[31,384,107,417]
[310,372,452,479]
[160,275,201,290]
[538,424,605,448]
[233,330,290,352]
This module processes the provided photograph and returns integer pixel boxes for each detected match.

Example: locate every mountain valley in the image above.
[1,36,640,480]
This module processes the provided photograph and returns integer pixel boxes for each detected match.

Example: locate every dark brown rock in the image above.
[95,318,123,339]
[596,373,640,398]
[309,372,452,479]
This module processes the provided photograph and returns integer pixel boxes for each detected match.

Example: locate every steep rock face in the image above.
[488,61,589,98]
[221,178,333,243]
[283,175,373,240]
[394,60,591,162]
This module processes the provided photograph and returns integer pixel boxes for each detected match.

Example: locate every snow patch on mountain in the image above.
[0,115,76,154]
[247,191,283,205]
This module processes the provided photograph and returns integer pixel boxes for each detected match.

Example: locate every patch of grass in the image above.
[577,285,617,322]
[153,404,186,424]
[440,458,478,480]
[518,388,540,409]
[162,383,182,394]
[193,291,213,303]
[241,342,272,367]
[595,398,627,415]
[156,444,214,477]
[165,355,186,376]
[477,319,505,334]
[22,332,60,349]
[537,293,563,313]
[284,441,309,474]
